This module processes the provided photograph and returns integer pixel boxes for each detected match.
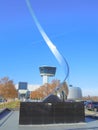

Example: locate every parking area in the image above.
[84,101,98,112]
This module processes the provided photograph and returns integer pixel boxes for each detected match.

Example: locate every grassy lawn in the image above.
[0,100,20,110]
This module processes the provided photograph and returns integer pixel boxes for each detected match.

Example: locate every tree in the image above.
[30,79,60,100]
[0,77,18,99]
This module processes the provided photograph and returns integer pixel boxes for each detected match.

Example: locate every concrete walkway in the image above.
[0,111,98,130]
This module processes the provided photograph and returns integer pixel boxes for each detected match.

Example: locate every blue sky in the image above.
[0,0,98,96]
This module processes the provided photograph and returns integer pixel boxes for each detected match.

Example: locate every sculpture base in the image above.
[19,102,85,125]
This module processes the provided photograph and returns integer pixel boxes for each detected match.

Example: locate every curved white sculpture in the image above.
[25,0,69,82]
[25,0,69,101]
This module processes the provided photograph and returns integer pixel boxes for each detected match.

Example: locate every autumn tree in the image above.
[30,79,60,100]
[82,95,98,101]
[0,77,18,99]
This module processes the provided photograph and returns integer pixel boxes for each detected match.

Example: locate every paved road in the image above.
[0,111,98,130]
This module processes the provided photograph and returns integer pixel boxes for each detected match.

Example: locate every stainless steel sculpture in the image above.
[25,0,69,101]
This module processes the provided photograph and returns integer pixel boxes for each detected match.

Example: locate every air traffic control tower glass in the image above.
[39,66,56,76]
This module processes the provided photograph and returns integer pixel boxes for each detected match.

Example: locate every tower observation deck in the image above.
[39,66,56,84]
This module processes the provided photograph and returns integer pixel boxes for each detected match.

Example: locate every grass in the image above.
[0,100,20,110]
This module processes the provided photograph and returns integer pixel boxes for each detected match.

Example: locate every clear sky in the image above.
[0,0,98,96]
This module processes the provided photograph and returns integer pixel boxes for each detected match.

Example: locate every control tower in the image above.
[39,66,56,84]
